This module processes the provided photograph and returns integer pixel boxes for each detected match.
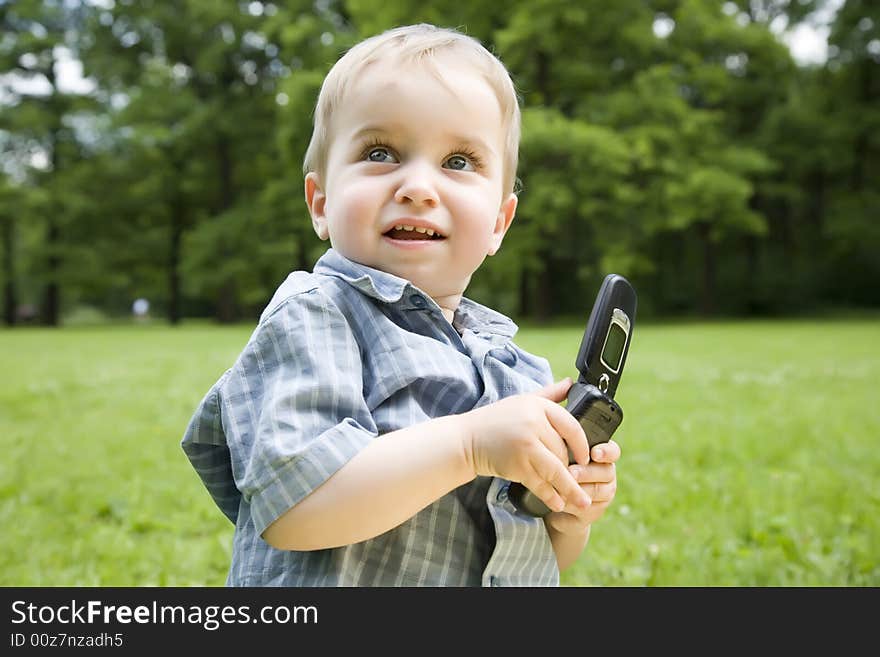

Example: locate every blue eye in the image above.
[366,147,397,163]
[443,151,480,171]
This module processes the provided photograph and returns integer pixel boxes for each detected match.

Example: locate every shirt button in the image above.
[496,484,509,503]
[409,294,426,309]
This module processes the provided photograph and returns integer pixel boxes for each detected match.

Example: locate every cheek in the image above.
[330,178,384,222]
[451,190,502,240]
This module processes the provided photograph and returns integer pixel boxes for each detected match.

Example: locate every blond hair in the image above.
[303,23,521,195]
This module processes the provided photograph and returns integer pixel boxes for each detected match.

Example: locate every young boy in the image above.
[182,23,620,586]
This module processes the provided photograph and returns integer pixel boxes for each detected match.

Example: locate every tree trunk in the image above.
[744,233,758,313]
[697,222,715,316]
[215,134,237,323]
[43,58,62,327]
[43,217,60,326]
[745,194,762,313]
[807,169,825,235]
[296,231,310,272]
[2,218,15,326]
[534,253,551,323]
[168,203,183,325]
[518,266,531,318]
[851,59,872,193]
[217,280,237,323]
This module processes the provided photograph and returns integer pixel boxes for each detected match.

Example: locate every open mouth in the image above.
[383,225,446,241]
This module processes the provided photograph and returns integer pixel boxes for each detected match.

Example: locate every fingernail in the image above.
[593,447,604,460]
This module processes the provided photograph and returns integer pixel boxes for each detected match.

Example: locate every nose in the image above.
[393,159,439,208]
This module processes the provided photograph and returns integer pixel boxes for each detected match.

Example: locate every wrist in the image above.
[449,410,478,480]
[545,519,591,571]
[544,515,592,541]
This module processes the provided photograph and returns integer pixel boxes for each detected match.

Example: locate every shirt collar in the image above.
[313,248,519,339]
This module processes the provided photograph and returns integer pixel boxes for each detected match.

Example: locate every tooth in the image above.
[425,229,435,236]
[403,225,414,231]
[414,226,427,234]
[395,225,403,231]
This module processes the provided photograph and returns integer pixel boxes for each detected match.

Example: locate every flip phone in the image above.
[508,274,637,518]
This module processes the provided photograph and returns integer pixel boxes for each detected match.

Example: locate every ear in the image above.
[305,172,329,241]
[487,193,518,256]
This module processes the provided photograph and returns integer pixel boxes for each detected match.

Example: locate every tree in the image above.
[3,0,876,323]
[0,174,21,325]
[81,0,293,322]
[821,0,880,306]
[0,0,97,325]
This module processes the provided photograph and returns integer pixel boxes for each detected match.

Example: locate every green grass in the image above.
[1,319,878,586]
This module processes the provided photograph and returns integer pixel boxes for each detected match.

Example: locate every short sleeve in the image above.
[185,287,377,535]
[181,371,241,523]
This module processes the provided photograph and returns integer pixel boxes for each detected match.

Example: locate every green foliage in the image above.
[1,0,878,325]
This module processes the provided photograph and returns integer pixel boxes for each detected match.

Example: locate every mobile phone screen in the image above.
[600,317,628,373]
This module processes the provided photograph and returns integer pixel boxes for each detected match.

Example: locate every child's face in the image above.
[305,56,517,307]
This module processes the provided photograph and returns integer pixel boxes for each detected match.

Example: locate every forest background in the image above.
[1,0,878,327]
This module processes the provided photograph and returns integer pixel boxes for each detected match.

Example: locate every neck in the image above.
[431,293,462,324]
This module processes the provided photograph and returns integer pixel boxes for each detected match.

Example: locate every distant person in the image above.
[132,298,149,321]
[15,303,38,324]
[181,23,621,586]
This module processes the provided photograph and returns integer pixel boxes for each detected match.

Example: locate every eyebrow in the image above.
[350,125,393,144]
[351,124,497,157]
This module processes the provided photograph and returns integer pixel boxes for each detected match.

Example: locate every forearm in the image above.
[546,522,591,572]
[262,414,475,551]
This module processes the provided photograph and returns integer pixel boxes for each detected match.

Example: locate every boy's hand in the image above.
[462,378,592,514]
[544,440,620,536]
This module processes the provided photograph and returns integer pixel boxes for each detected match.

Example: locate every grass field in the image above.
[1,318,878,586]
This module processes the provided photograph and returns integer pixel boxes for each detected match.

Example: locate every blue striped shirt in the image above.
[181,248,560,586]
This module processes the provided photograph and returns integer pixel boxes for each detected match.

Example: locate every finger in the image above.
[544,400,590,466]
[591,439,621,463]
[535,412,569,466]
[561,490,593,517]
[569,462,616,484]
[579,480,616,503]
[533,377,572,404]
[535,452,591,510]
[520,474,565,513]
[530,415,569,467]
